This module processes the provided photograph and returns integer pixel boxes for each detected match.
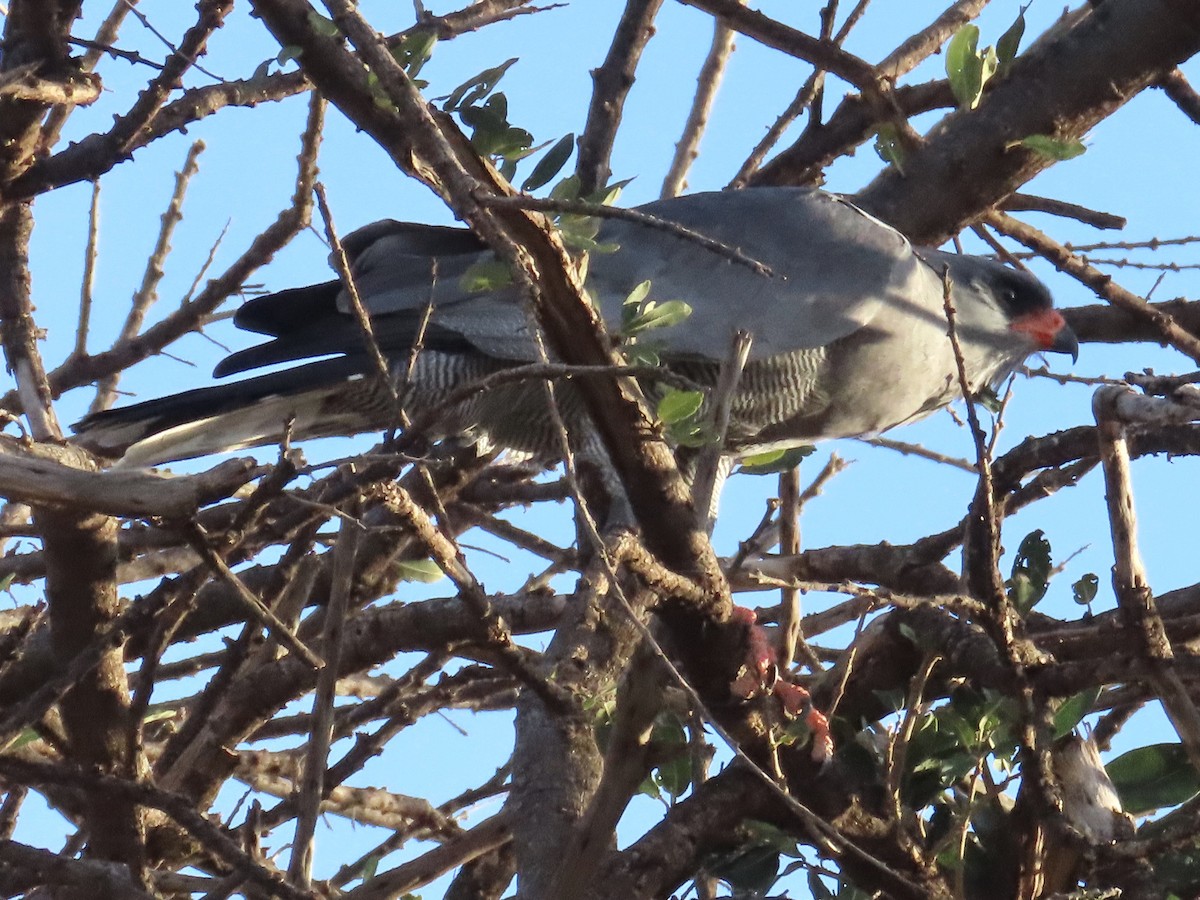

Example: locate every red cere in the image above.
[1009,308,1068,349]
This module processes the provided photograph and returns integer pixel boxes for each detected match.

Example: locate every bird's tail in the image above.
[73,357,376,468]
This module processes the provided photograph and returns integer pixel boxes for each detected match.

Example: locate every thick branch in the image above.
[855,0,1200,243]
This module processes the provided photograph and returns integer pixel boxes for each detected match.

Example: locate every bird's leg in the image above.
[729,606,833,763]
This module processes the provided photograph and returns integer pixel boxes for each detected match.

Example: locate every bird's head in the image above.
[987,265,1079,362]
[918,251,1078,390]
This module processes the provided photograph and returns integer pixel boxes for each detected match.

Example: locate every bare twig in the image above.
[660,1,741,199]
[944,269,1061,895]
[778,466,802,670]
[876,0,988,80]
[289,513,361,886]
[42,0,140,149]
[884,653,941,823]
[1158,67,1200,126]
[75,179,102,358]
[677,0,880,91]
[124,0,225,80]
[857,435,976,472]
[576,0,665,195]
[343,813,512,900]
[691,330,752,527]
[730,0,865,186]
[1094,385,1200,773]
[91,140,206,415]
[0,204,62,441]
[475,192,774,277]
[184,523,324,669]
[1001,193,1127,230]
[376,478,567,708]
[0,757,313,900]
[2,92,322,417]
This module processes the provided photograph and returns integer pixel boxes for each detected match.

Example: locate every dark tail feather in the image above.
[74,356,371,467]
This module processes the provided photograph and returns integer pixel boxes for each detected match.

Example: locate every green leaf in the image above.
[1072,572,1099,606]
[492,126,534,160]
[623,299,693,336]
[1020,134,1087,160]
[668,420,712,448]
[522,133,575,192]
[395,559,445,584]
[623,343,660,367]
[587,177,635,206]
[980,44,998,88]
[637,772,663,801]
[710,845,781,893]
[624,281,651,306]
[1006,529,1052,614]
[738,448,786,470]
[393,29,437,78]
[558,212,602,251]
[737,445,815,475]
[975,384,1004,413]
[549,174,582,201]
[562,234,612,253]
[652,752,691,799]
[1053,686,1101,738]
[808,871,836,900]
[995,5,1027,73]
[1107,743,1200,814]
[873,123,906,174]
[657,388,704,425]
[441,58,518,111]
[459,258,513,293]
[946,25,985,109]
[307,11,341,38]
[460,100,514,155]
[486,91,508,121]
[361,855,381,882]
[652,720,691,801]
[621,281,653,322]
[5,727,40,751]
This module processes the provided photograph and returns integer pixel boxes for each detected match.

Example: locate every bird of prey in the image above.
[73,187,1077,468]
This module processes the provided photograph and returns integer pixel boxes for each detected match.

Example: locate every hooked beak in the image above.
[1010,308,1079,363]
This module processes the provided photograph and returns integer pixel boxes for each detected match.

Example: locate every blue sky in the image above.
[12,0,1200,895]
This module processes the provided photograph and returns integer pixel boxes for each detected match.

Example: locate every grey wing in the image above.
[339,191,930,365]
[587,187,928,361]
[222,188,931,377]
[337,220,540,363]
[218,220,540,376]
